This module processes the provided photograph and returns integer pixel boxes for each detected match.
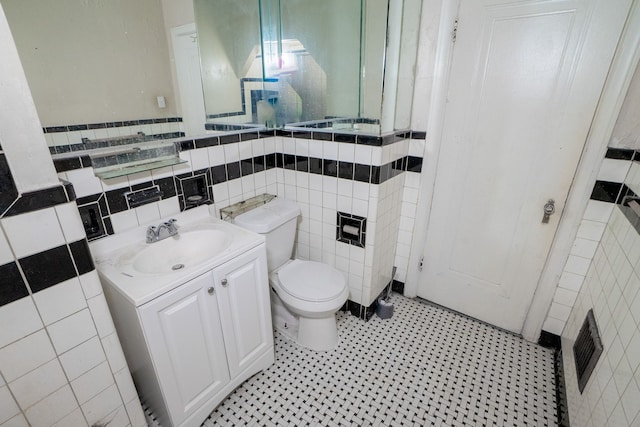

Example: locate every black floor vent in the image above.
[573,309,603,393]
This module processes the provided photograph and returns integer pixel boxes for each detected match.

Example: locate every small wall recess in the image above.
[78,203,105,240]
[337,212,366,248]
[179,173,211,209]
[126,186,163,209]
[573,309,603,393]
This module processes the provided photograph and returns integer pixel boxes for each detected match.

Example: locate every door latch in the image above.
[542,199,555,224]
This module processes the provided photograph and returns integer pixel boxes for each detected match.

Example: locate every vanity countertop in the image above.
[90,205,264,306]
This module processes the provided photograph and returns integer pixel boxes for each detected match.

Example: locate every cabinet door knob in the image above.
[221,279,228,287]
[207,286,214,295]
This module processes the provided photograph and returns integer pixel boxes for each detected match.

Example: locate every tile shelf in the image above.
[219,193,277,221]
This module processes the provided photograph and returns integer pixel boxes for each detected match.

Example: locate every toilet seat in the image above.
[277,260,346,302]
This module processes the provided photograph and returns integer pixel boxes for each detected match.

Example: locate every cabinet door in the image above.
[139,271,230,426]
[214,244,273,378]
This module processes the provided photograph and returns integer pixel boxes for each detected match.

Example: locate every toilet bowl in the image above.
[234,198,349,351]
[271,259,349,350]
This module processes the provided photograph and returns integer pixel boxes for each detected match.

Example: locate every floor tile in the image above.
[201,295,557,426]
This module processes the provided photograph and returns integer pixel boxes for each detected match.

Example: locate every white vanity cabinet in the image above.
[102,243,274,427]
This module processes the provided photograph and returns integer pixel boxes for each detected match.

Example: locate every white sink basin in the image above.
[129,228,232,274]
[91,206,265,306]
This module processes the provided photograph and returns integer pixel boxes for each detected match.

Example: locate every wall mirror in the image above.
[1,0,201,163]
[2,0,422,168]
[195,0,422,135]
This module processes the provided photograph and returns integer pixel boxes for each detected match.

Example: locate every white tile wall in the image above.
[47,134,419,427]
[65,168,103,199]
[47,309,98,354]
[70,361,114,404]
[394,165,421,284]
[54,202,87,243]
[0,298,43,349]
[101,135,408,307]
[32,277,87,326]
[9,359,68,410]
[0,205,144,427]
[23,385,78,427]
[81,383,123,425]
[0,330,55,383]
[1,208,66,258]
[543,199,616,335]
[562,206,640,426]
[58,336,107,381]
[597,158,633,183]
[0,386,21,424]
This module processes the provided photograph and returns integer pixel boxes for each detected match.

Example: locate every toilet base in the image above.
[270,289,340,351]
[270,289,299,341]
[297,316,339,351]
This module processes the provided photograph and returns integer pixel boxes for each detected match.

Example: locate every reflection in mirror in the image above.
[195,0,363,132]
[195,0,422,135]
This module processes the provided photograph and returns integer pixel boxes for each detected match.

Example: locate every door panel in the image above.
[418,0,631,332]
[214,245,272,378]
[172,24,207,136]
[140,272,229,424]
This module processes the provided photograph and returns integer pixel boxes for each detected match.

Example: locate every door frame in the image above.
[405,0,640,342]
[170,22,206,136]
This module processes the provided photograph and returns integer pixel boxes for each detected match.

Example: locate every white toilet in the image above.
[234,198,349,351]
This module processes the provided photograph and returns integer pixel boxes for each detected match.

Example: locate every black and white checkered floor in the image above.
[201,294,557,426]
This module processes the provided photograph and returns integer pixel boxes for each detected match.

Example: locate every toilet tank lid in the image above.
[233,198,300,233]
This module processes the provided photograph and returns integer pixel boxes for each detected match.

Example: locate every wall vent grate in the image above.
[573,309,603,393]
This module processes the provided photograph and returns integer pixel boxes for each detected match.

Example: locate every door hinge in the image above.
[452,18,459,43]
[418,256,424,271]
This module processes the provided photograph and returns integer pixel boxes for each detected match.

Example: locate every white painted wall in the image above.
[2,0,177,126]
[0,5,58,193]
[609,62,640,149]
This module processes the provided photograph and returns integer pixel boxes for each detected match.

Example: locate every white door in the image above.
[171,23,207,136]
[140,271,230,425]
[418,0,631,333]
[214,245,273,378]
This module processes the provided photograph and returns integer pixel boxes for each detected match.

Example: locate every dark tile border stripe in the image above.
[0,237,97,307]
[590,180,624,203]
[605,147,634,160]
[43,117,183,134]
[72,152,423,241]
[0,153,19,215]
[52,128,426,172]
[538,331,570,427]
[554,349,570,427]
[2,183,76,218]
[15,237,93,297]
[0,262,29,306]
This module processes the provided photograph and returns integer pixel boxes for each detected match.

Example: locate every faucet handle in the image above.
[165,218,178,233]
[146,225,158,243]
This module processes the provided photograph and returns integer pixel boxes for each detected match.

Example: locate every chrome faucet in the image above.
[146,219,178,243]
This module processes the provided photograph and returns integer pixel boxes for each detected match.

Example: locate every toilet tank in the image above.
[234,198,300,272]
